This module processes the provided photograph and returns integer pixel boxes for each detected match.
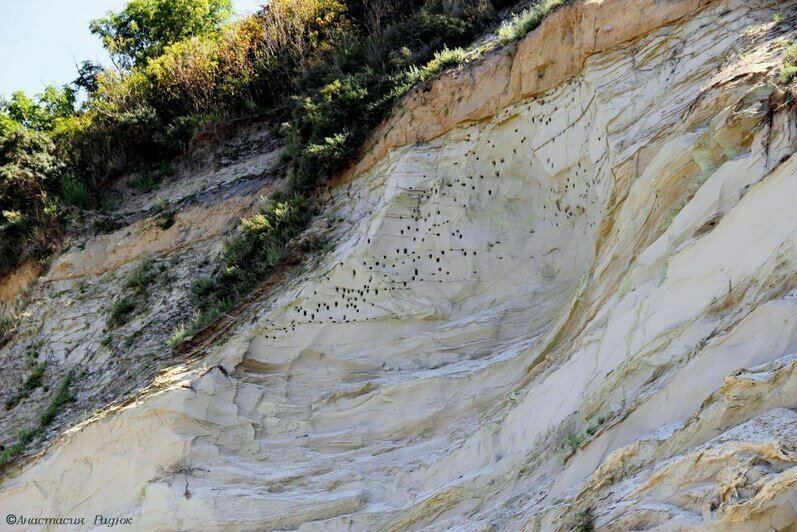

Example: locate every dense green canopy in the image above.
[90,0,233,69]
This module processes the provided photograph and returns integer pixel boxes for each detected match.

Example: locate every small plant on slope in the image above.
[107,256,158,328]
[38,371,75,427]
[498,0,571,44]
[108,297,138,327]
[60,173,92,209]
[780,43,797,85]
[125,256,155,294]
[5,361,46,410]
[569,508,594,532]
[1,370,75,464]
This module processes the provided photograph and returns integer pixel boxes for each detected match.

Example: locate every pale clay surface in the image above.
[2,0,797,530]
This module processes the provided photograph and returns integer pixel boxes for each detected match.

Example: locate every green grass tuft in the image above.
[1,370,76,465]
[154,195,169,213]
[781,63,797,85]
[394,47,468,98]
[157,210,176,230]
[125,256,155,294]
[781,43,797,85]
[168,300,231,347]
[0,428,34,464]
[39,371,75,427]
[101,197,120,213]
[569,508,594,532]
[107,256,158,328]
[60,174,92,209]
[565,430,585,453]
[424,46,467,76]
[302,234,332,253]
[108,296,138,327]
[498,0,571,44]
[0,311,22,342]
[129,168,162,193]
[5,362,46,410]
[562,415,607,458]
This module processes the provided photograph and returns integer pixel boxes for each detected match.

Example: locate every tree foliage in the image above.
[0,86,76,132]
[74,61,104,94]
[0,128,64,275]
[90,0,234,69]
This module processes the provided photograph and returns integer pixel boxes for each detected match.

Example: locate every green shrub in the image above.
[0,312,22,342]
[89,0,233,69]
[168,300,230,346]
[0,428,34,464]
[167,194,312,346]
[782,63,797,85]
[94,215,123,233]
[129,162,176,193]
[38,371,75,427]
[59,101,177,183]
[155,197,177,229]
[564,430,585,453]
[108,257,158,326]
[22,363,46,392]
[1,85,76,133]
[569,508,594,532]
[1,370,76,465]
[157,210,176,229]
[5,362,46,410]
[129,167,162,193]
[108,296,138,327]
[154,195,169,212]
[0,128,65,276]
[498,0,569,44]
[194,194,311,309]
[302,234,331,252]
[60,173,91,209]
[781,43,797,85]
[125,256,155,294]
[101,197,120,212]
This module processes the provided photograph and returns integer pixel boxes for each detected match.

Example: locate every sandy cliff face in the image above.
[2,0,797,530]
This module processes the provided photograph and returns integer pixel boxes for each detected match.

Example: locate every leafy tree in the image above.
[37,86,77,125]
[2,91,45,130]
[0,114,19,137]
[0,128,62,214]
[90,0,234,69]
[74,60,104,94]
[0,128,64,275]
[0,86,76,132]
